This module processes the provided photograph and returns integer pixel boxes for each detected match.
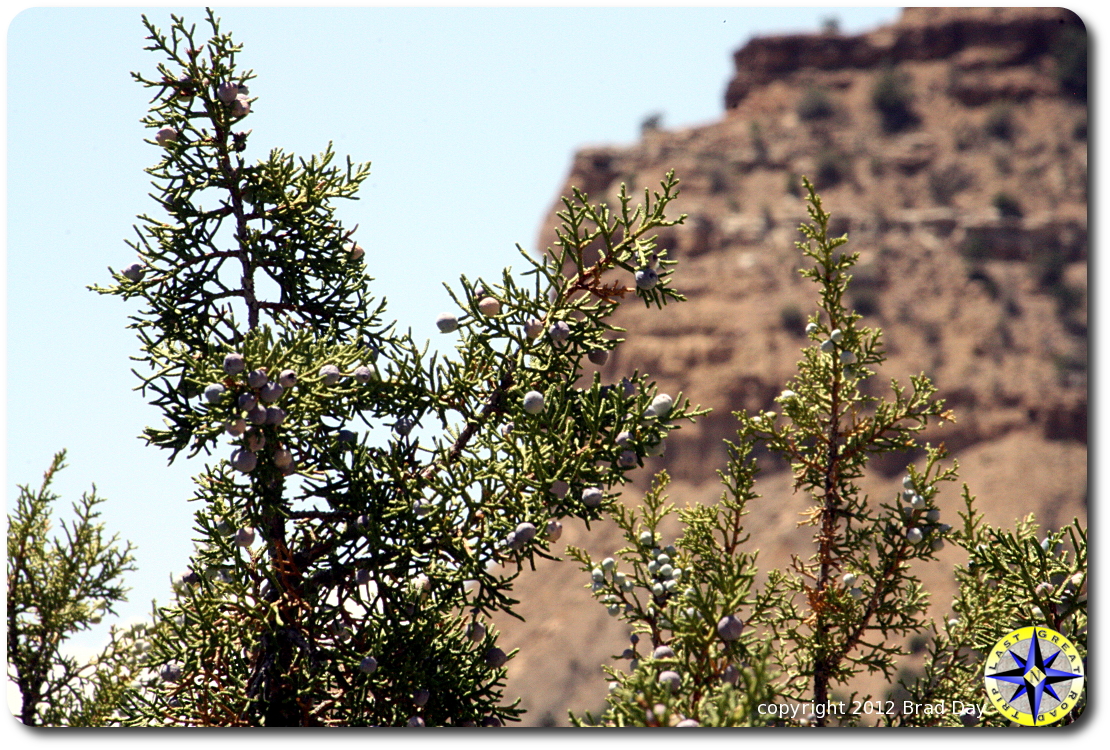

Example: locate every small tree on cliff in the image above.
[92,11,698,726]
[573,180,1087,727]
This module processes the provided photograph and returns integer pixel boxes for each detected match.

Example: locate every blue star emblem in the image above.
[987,629,1082,721]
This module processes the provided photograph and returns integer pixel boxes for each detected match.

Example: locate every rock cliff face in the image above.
[495,7,1087,725]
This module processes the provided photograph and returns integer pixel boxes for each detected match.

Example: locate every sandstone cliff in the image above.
[495,7,1087,725]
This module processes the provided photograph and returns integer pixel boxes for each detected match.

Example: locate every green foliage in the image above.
[871,68,918,134]
[7,451,143,726]
[984,103,1015,141]
[797,87,835,122]
[572,178,1087,727]
[815,150,848,189]
[779,304,806,336]
[1052,23,1087,103]
[749,121,768,163]
[928,164,974,206]
[90,11,697,726]
[568,470,777,727]
[992,192,1023,219]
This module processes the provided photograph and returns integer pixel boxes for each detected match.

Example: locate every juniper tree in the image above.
[571,179,1086,727]
[92,10,698,726]
[7,451,145,726]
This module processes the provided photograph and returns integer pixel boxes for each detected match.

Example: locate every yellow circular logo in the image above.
[983,626,1085,726]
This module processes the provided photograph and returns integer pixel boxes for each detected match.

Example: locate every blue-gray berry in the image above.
[544,520,563,541]
[247,406,268,425]
[278,369,297,388]
[338,429,356,443]
[588,350,609,366]
[717,614,744,641]
[273,448,293,469]
[247,369,268,389]
[635,268,659,290]
[658,670,681,691]
[582,487,603,508]
[204,383,225,404]
[230,96,250,118]
[394,418,414,437]
[466,621,486,641]
[653,646,675,660]
[354,365,373,384]
[231,449,257,473]
[265,407,285,426]
[522,390,545,414]
[236,527,255,547]
[217,81,240,104]
[436,313,458,333]
[645,393,673,419]
[413,689,430,707]
[484,647,507,668]
[122,262,146,281]
[478,297,501,316]
[238,393,258,412]
[259,382,283,404]
[359,655,378,675]
[618,450,637,468]
[548,321,570,344]
[319,365,341,386]
[524,318,543,339]
[223,353,246,375]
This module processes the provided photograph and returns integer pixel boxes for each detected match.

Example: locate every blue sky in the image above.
[3,3,1105,741]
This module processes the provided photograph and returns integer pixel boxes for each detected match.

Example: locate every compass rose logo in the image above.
[984,626,1084,726]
